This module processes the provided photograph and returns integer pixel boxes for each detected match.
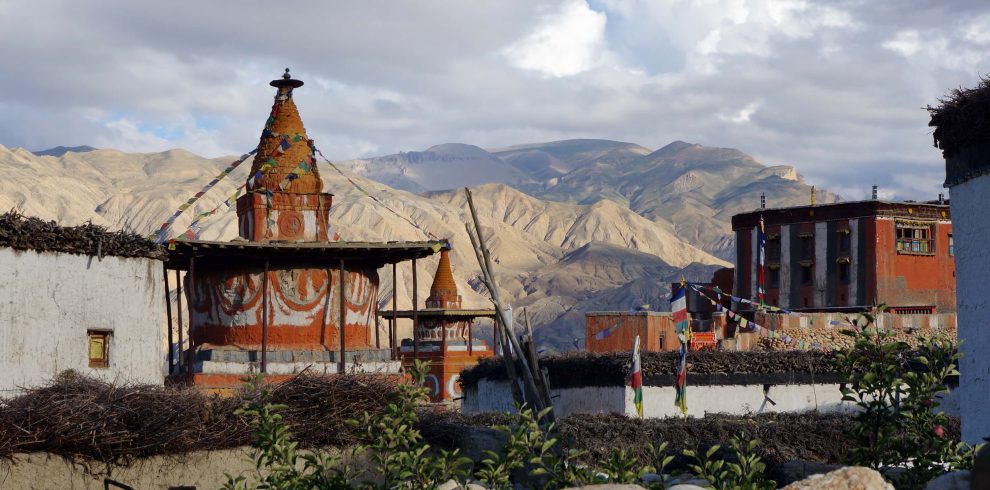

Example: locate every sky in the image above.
[1,0,989,200]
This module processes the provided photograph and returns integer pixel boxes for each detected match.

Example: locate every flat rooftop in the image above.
[165,239,445,270]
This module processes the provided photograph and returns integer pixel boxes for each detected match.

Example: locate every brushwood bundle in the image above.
[0,371,398,463]
[0,211,162,259]
[459,350,838,389]
[928,74,990,157]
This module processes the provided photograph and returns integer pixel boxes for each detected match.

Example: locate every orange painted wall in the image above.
[189,265,379,350]
[870,219,955,311]
[586,313,673,353]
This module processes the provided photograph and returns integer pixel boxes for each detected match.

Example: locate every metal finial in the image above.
[270,68,304,89]
[283,68,291,79]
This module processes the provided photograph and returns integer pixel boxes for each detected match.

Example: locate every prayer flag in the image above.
[628,335,643,418]
[674,333,688,415]
[672,280,689,339]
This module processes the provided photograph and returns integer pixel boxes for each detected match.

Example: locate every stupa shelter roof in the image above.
[165,239,444,270]
[380,309,497,319]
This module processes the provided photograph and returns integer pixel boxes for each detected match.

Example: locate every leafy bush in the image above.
[836,307,981,489]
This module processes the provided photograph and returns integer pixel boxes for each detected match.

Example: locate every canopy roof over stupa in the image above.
[247,68,324,195]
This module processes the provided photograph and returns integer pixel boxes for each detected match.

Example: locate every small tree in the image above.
[836,307,981,488]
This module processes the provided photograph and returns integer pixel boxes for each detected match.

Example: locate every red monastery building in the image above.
[381,246,495,402]
[164,70,444,391]
[732,199,955,313]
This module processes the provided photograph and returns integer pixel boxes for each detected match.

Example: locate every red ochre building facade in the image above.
[731,200,955,313]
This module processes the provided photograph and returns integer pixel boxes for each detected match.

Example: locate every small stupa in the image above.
[383,245,495,402]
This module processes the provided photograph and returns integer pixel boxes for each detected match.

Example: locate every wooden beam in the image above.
[175,269,184,374]
[163,262,174,375]
[188,253,196,372]
[339,259,346,374]
[391,262,397,360]
[412,258,419,359]
[261,260,269,374]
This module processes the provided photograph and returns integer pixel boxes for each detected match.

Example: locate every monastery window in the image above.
[839,262,851,284]
[800,233,814,260]
[838,229,851,254]
[765,234,781,261]
[87,330,111,369]
[800,263,814,285]
[895,221,935,255]
[767,267,780,289]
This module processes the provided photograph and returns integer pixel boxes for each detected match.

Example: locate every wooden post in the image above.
[412,258,419,358]
[374,296,381,349]
[163,262,174,375]
[175,269,184,374]
[524,308,553,414]
[339,259,346,374]
[261,260,269,374]
[188,253,196,372]
[468,320,473,355]
[391,262,398,360]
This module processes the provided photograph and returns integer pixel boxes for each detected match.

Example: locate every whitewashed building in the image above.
[931,81,990,443]
[0,215,165,395]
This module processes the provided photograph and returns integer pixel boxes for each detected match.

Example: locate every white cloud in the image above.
[883,30,922,56]
[503,0,608,77]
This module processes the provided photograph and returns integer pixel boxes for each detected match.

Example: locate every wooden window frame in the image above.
[88,330,111,369]
[895,221,935,256]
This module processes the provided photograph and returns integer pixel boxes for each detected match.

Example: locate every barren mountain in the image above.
[343,139,839,261]
[0,144,728,350]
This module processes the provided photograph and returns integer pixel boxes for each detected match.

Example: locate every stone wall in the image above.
[0,248,164,395]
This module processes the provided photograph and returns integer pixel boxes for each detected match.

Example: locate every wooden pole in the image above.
[412,258,419,358]
[261,260,269,374]
[163,262,174,375]
[175,269,184,374]
[524,308,554,417]
[467,321,473,355]
[339,259,346,374]
[391,263,398,360]
[464,221,523,405]
[374,294,381,349]
[188,254,197,372]
[465,188,545,413]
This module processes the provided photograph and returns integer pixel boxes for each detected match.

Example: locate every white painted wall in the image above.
[949,177,990,444]
[0,248,164,395]
[463,380,962,418]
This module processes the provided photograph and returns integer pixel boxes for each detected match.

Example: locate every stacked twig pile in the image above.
[460,351,838,389]
[928,75,990,157]
[0,371,399,463]
[0,211,161,259]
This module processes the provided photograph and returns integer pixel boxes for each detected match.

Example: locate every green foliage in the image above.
[221,374,354,490]
[348,360,472,489]
[836,306,982,489]
[680,433,774,490]
[224,363,776,490]
[475,405,596,489]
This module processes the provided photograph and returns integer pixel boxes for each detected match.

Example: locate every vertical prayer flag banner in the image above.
[757,214,766,306]
[674,335,688,415]
[672,281,689,337]
[629,335,643,418]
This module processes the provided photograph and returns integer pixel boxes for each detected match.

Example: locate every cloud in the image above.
[0,0,987,200]
[503,0,608,77]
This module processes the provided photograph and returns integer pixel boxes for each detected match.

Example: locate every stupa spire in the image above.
[247,68,323,194]
[426,246,461,309]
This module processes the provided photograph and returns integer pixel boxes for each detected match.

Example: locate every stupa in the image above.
[164,69,444,391]
[381,245,495,402]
